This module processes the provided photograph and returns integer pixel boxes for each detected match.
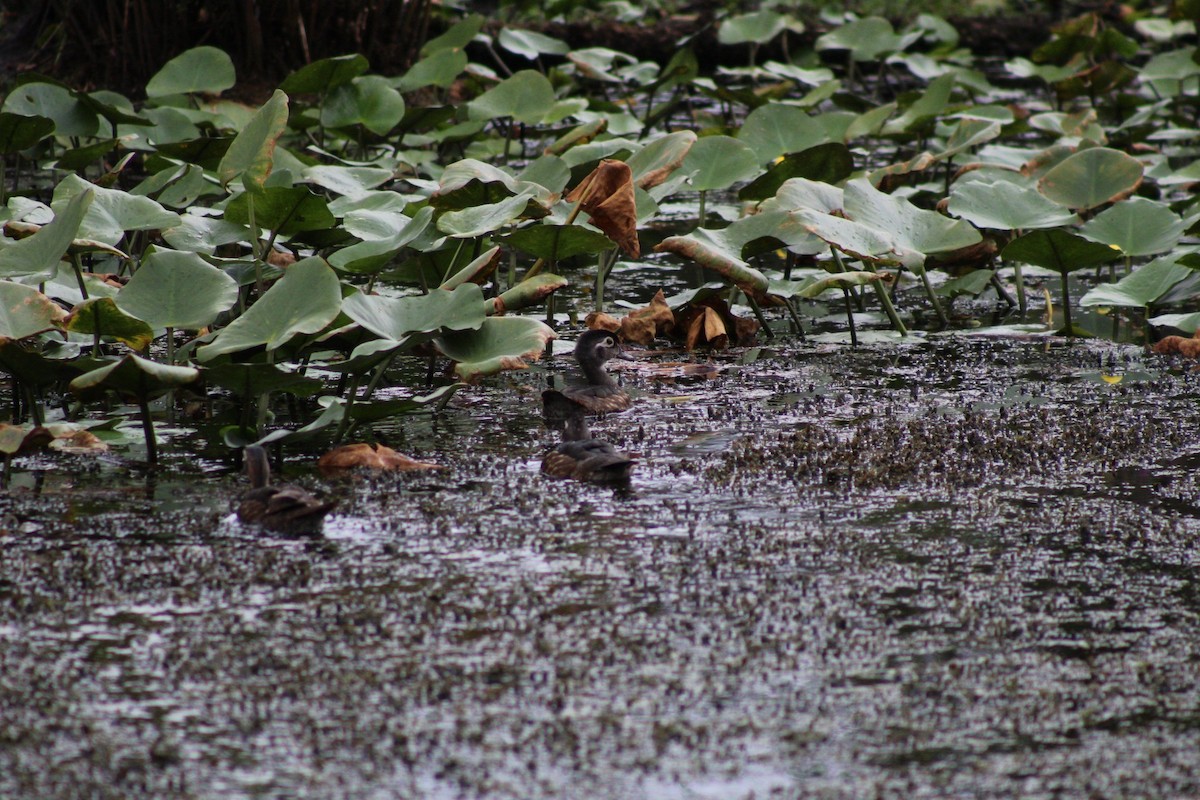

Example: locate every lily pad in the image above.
[1080,256,1191,308]
[280,54,369,95]
[468,70,557,126]
[115,249,239,330]
[737,104,829,163]
[683,136,760,192]
[0,112,55,153]
[65,298,155,350]
[342,283,486,343]
[146,46,236,98]
[1037,147,1144,211]
[224,186,336,235]
[434,316,556,382]
[0,283,66,338]
[1002,229,1122,273]
[52,175,180,246]
[218,90,289,190]
[948,179,1078,230]
[197,257,343,361]
[322,77,405,136]
[1079,197,1185,257]
[0,189,92,281]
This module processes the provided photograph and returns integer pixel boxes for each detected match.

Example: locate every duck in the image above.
[541,329,634,417]
[237,445,336,536]
[541,413,635,484]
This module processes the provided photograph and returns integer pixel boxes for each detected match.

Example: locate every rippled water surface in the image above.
[3,336,1200,799]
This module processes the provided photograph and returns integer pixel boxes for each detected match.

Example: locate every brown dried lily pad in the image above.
[1153,331,1200,360]
[673,297,759,351]
[49,429,109,454]
[318,442,442,473]
[565,159,639,258]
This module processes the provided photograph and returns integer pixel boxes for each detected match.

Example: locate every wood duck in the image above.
[542,414,635,484]
[541,329,633,417]
[237,445,336,536]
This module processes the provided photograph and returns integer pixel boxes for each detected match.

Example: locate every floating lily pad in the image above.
[434,316,556,382]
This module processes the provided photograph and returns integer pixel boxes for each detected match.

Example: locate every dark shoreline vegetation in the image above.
[2,1,1200,798]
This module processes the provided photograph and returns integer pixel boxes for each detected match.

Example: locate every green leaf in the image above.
[1079,197,1185,257]
[739,143,854,202]
[683,135,760,192]
[844,178,981,262]
[437,191,540,237]
[1,82,98,138]
[0,112,55,153]
[488,274,567,314]
[162,213,248,254]
[204,362,324,398]
[502,224,616,259]
[1080,256,1192,308]
[217,89,289,189]
[303,165,393,199]
[626,130,698,188]
[115,249,239,330]
[321,76,405,136]
[797,270,882,298]
[196,256,342,361]
[1037,147,1144,211]
[737,104,829,163]
[0,283,66,338]
[947,179,1077,230]
[70,353,199,398]
[65,298,155,350]
[882,73,956,135]
[1002,229,1122,274]
[52,175,181,246]
[342,283,485,342]
[329,206,434,274]
[498,28,570,59]
[421,14,484,56]
[146,46,236,98]
[279,54,369,95]
[396,48,467,92]
[434,316,556,382]
[815,17,907,61]
[467,70,557,125]
[224,186,335,234]
[719,10,788,45]
[0,189,92,281]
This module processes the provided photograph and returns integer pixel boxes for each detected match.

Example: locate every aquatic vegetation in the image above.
[0,6,1197,460]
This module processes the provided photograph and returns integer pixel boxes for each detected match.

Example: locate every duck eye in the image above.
[603,337,615,347]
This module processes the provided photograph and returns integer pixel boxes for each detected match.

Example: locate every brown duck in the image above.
[237,445,336,536]
[542,414,635,484]
[541,329,633,417]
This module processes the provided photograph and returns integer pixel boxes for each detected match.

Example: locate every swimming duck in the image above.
[541,329,633,416]
[541,414,635,484]
[237,445,336,536]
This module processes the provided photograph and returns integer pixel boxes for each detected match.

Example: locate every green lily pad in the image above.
[421,14,484,56]
[0,283,66,338]
[1002,229,1122,274]
[224,186,335,235]
[342,283,486,342]
[217,89,289,190]
[626,130,698,189]
[396,48,467,92]
[844,178,981,262]
[739,143,854,202]
[719,10,789,45]
[115,249,239,330]
[947,179,1078,230]
[1080,256,1191,308]
[468,70,557,126]
[760,177,844,214]
[280,54,369,95]
[65,297,155,350]
[683,135,760,192]
[502,224,616,259]
[204,362,325,398]
[0,112,55,154]
[146,46,236,98]
[737,104,829,163]
[303,165,393,199]
[1037,147,1144,211]
[815,16,911,62]
[52,175,181,246]
[197,257,343,361]
[0,189,92,281]
[322,76,405,136]
[498,28,570,60]
[1,82,98,138]
[437,191,543,238]
[162,213,248,253]
[1079,197,1185,257]
[434,316,556,382]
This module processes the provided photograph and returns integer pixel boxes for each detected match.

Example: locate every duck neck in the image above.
[580,359,616,388]
[563,415,591,441]
[245,446,271,489]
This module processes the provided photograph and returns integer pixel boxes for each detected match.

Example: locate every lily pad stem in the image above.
[595,248,618,313]
[138,393,157,465]
[913,262,949,328]
[842,288,859,347]
[71,254,90,301]
[1059,269,1073,334]
[745,292,774,339]
[247,191,263,295]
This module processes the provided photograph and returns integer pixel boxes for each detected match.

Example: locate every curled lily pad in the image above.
[434,316,556,382]
[218,90,289,190]
[52,175,180,246]
[342,283,485,343]
[0,189,92,281]
[65,298,155,350]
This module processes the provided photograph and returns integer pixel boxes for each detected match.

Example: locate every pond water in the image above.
[2,335,1200,799]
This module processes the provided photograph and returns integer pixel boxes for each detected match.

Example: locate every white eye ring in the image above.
[603,337,615,347]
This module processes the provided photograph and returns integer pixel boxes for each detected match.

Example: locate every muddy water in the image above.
[2,336,1200,799]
